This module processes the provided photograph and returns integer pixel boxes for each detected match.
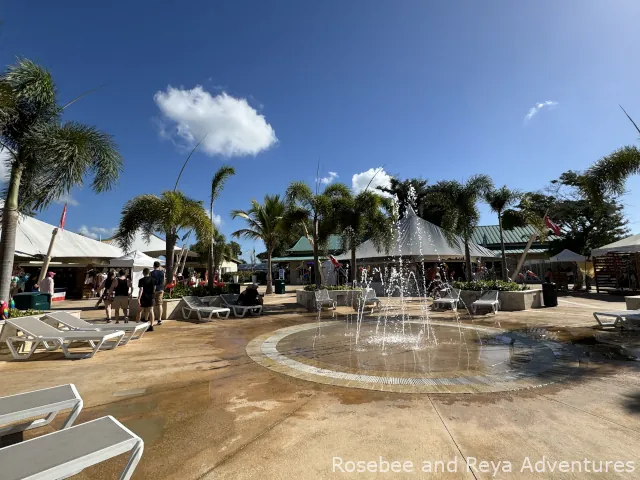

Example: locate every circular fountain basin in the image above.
[246,320,578,393]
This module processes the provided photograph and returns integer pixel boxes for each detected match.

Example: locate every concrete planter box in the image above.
[625,295,640,310]
[457,289,542,312]
[296,289,361,311]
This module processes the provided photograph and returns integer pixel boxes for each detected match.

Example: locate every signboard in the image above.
[278,269,285,280]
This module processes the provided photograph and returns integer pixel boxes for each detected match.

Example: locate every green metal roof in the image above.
[285,234,343,254]
[472,225,558,246]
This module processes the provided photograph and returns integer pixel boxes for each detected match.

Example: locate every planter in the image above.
[626,295,640,310]
[457,289,542,312]
[297,289,362,311]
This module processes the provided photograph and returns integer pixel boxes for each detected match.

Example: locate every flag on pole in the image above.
[543,215,561,236]
[59,203,68,231]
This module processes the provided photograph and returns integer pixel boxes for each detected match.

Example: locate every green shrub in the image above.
[452,280,526,292]
[165,283,191,299]
[165,283,229,299]
[303,284,362,291]
[9,308,42,318]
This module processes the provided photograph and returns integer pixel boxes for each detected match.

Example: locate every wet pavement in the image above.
[2,291,640,478]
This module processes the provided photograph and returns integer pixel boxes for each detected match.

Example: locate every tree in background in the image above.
[428,175,493,280]
[0,59,122,301]
[333,190,394,282]
[208,166,235,288]
[232,194,286,294]
[115,191,211,284]
[211,231,233,279]
[229,241,242,259]
[484,186,521,280]
[377,176,447,226]
[285,181,350,285]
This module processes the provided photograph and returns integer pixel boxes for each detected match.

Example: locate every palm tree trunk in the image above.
[351,243,357,285]
[313,216,321,286]
[0,164,23,302]
[207,241,214,289]
[266,248,273,294]
[498,213,508,281]
[464,239,472,281]
[165,232,177,284]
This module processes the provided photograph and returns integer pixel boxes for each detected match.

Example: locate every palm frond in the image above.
[583,145,640,197]
[209,165,235,211]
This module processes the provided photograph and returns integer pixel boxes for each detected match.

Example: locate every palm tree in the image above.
[115,191,212,284]
[484,186,521,281]
[207,166,235,288]
[429,175,493,281]
[333,190,394,283]
[211,231,233,281]
[285,181,350,286]
[0,59,122,301]
[231,194,286,294]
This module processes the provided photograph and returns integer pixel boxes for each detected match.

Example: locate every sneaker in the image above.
[147,326,154,332]
[157,320,162,326]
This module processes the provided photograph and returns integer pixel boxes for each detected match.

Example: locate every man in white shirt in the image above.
[39,271,55,296]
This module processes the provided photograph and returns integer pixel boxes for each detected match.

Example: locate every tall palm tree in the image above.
[231,194,286,294]
[429,175,493,281]
[484,186,521,281]
[0,59,122,301]
[377,177,429,219]
[208,165,235,288]
[333,190,394,283]
[115,191,211,284]
[211,231,233,281]
[285,181,350,286]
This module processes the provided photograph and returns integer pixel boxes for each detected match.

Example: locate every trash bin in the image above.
[275,279,286,295]
[229,283,241,294]
[13,292,51,311]
[541,282,558,307]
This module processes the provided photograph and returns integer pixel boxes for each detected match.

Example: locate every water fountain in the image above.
[247,193,578,393]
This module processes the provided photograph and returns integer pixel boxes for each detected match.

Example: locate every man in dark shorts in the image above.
[138,268,156,331]
[150,261,165,325]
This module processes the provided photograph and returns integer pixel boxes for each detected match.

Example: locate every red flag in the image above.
[544,215,561,236]
[329,255,341,268]
[59,203,67,231]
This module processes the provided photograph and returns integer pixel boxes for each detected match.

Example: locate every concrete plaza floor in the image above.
[2,290,640,478]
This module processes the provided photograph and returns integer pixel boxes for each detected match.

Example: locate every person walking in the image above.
[150,261,165,325]
[109,269,132,323]
[137,268,156,331]
[100,270,116,322]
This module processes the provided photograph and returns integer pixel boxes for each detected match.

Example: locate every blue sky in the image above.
[2,0,640,260]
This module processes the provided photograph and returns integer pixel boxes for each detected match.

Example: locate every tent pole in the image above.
[38,228,58,284]
[510,234,536,282]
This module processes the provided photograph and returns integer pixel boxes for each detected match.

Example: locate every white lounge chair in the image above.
[361,288,381,313]
[220,294,263,318]
[2,316,125,360]
[0,384,82,440]
[593,310,640,329]
[314,289,336,311]
[432,288,461,311]
[182,296,230,321]
[471,290,500,315]
[43,311,149,346]
[0,415,144,480]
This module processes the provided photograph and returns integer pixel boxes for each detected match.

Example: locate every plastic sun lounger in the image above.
[432,288,461,311]
[314,289,337,311]
[3,316,125,360]
[593,310,640,329]
[220,294,263,318]
[471,290,500,315]
[182,296,230,321]
[0,415,144,480]
[43,311,149,346]
[361,289,381,313]
[0,384,82,440]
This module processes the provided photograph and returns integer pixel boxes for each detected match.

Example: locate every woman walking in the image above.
[100,270,116,321]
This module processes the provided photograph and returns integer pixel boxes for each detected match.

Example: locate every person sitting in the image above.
[427,273,444,298]
[238,284,263,307]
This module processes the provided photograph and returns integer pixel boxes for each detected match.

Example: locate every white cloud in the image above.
[352,168,392,196]
[55,193,79,207]
[154,85,277,157]
[77,225,116,240]
[524,100,558,123]
[212,213,222,227]
[0,148,12,183]
[319,171,338,185]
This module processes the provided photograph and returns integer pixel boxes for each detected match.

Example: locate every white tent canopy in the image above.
[592,234,640,257]
[335,207,499,262]
[549,249,587,262]
[5,212,124,260]
[103,231,195,257]
[109,251,163,296]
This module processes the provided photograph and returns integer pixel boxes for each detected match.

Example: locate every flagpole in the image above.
[38,203,67,284]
